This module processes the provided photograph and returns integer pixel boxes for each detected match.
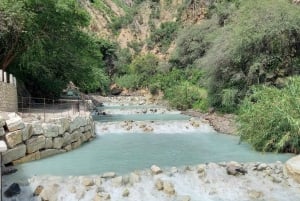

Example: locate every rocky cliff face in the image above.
[82,0,211,58]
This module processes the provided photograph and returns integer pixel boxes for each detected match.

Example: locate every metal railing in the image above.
[15,96,92,122]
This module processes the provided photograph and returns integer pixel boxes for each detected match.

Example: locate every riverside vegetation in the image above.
[1,0,300,153]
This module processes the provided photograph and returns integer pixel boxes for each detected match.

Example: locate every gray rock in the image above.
[26,136,46,154]
[32,122,43,135]
[69,116,88,133]
[22,123,33,141]
[4,183,21,197]
[0,127,5,136]
[42,123,59,137]
[63,132,71,146]
[226,161,247,176]
[45,138,53,149]
[71,140,82,149]
[0,115,5,127]
[3,144,26,164]
[53,137,64,149]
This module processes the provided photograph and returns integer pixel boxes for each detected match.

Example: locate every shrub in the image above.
[115,74,141,89]
[201,0,300,112]
[164,81,207,110]
[148,21,178,52]
[238,76,300,153]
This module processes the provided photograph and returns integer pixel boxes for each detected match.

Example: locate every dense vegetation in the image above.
[0,0,110,97]
[238,77,300,153]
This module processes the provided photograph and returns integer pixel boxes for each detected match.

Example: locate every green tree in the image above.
[3,0,110,97]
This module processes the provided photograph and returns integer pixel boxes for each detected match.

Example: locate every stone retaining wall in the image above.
[0,73,17,112]
[0,113,95,165]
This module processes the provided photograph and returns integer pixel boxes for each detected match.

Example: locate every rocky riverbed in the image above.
[3,94,300,200]
[3,161,300,201]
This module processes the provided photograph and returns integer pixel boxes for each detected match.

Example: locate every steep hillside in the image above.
[82,0,208,59]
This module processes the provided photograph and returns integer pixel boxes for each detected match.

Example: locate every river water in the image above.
[7,104,293,180]
[3,99,298,201]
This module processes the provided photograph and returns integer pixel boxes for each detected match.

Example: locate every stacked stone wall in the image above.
[0,113,95,165]
[0,70,17,112]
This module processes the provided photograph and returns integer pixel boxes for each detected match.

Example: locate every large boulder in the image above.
[5,113,25,132]
[53,137,64,149]
[32,122,43,135]
[26,135,46,154]
[42,123,59,138]
[49,117,70,134]
[5,130,23,148]
[4,183,21,198]
[3,144,26,164]
[69,116,87,133]
[285,155,300,183]
[22,123,33,141]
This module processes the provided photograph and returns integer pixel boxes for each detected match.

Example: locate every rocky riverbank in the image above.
[3,160,300,201]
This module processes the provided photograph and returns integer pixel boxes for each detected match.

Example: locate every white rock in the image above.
[155,179,163,191]
[197,164,206,173]
[122,188,130,197]
[22,123,33,141]
[39,183,60,201]
[94,192,111,201]
[129,172,141,184]
[101,172,116,179]
[5,113,25,132]
[111,176,123,187]
[151,165,162,174]
[81,177,94,186]
[5,130,23,148]
[285,155,300,183]
[42,123,59,137]
[163,181,176,195]
[257,163,268,171]
[32,122,43,135]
